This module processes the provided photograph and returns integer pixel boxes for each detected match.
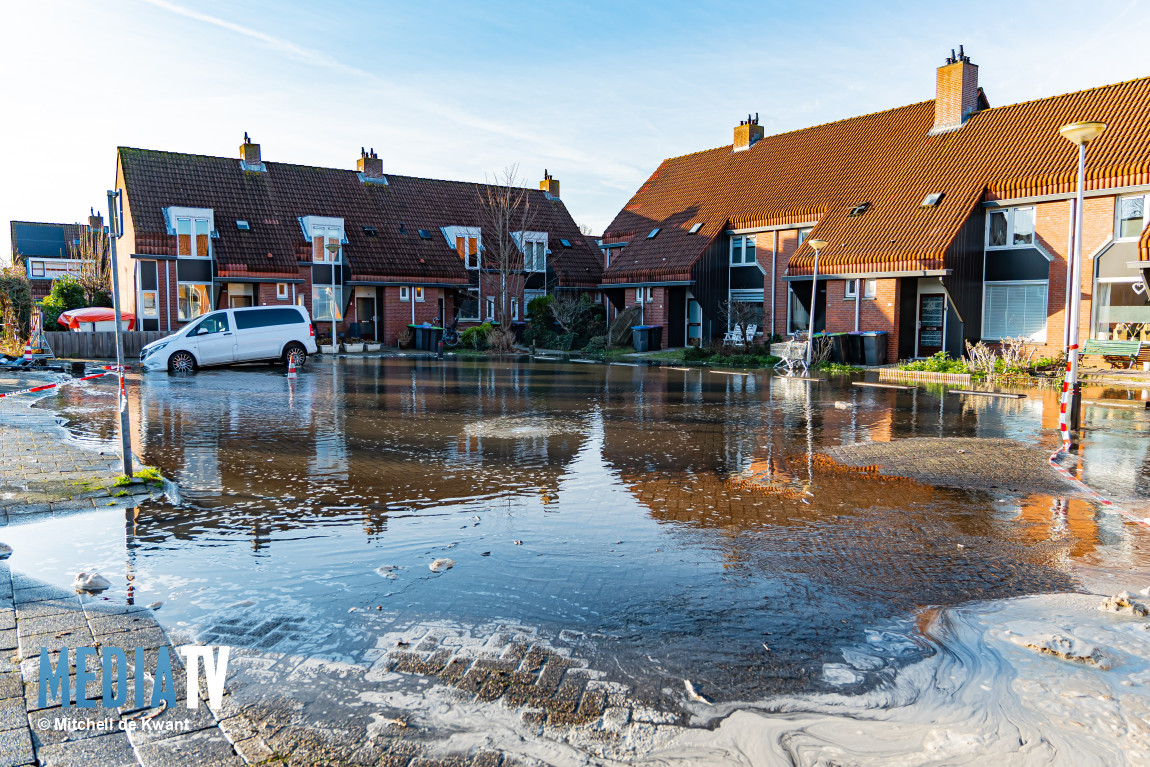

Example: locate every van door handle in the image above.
[222,332,233,335]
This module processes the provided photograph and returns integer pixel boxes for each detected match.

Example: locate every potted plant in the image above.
[397,328,413,350]
[364,340,381,352]
[317,334,336,354]
[343,336,364,353]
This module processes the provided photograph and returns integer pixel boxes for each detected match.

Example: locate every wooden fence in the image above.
[43,331,170,359]
[878,368,972,386]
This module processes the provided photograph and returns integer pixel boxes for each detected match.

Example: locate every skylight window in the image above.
[236,220,250,230]
[418,229,431,239]
[848,202,870,217]
[646,228,661,239]
[363,225,377,236]
[560,238,572,247]
[689,222,703,234]
[921,192,945,208]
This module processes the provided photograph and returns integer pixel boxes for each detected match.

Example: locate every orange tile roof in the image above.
[603,76,1150,282]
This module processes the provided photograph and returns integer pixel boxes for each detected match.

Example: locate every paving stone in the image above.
[0,723,34,767]
[135,727,243,766]
[36,731,138,767]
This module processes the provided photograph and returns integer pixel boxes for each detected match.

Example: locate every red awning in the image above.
[57,307,137,330]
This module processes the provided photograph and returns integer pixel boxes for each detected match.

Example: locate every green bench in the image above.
[1080,339,1143,369]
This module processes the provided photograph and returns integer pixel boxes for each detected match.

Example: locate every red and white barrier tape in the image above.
[0,366,124,400]
[1049,448,1150,527]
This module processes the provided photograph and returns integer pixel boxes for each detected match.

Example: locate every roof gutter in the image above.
[783,269,951,281]
[345,280,468,287]
[598,280,693,289]
[984,183,1150,209]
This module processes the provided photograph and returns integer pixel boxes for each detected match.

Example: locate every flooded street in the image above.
[6,358,1150,764]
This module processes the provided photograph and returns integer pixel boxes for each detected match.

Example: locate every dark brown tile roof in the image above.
[603,76,1150,282]
[118,148,602,287]
[10,221,85,262]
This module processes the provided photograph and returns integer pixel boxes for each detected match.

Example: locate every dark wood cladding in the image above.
[942,205,985,344]
[690,236,730,342]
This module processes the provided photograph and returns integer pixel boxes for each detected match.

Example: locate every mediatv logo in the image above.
[38,645,230,709]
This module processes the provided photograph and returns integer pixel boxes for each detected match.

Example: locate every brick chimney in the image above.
[931,46,981,134]
[88,208,103,231]
[540,170,560,199]
[733,113,764,152]
[239,132,262,168]
[357,147,384,180]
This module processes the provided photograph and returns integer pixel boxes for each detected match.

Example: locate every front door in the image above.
[917,293,945,357]
[356,296,376,341]
[686,296,702,346]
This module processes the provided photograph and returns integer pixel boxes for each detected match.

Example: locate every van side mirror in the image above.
[196,327,210,335]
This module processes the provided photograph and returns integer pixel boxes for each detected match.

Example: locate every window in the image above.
[986,206,1036,248]
[645,287,654,303]
[863,279,877,299]
[312,286,341,321]
[647,228,660,239]
[515,232,547,272]
[921,192,945,208]
[414,287,425,302]
[982,282,1047,341]
[276,283,289,300]
[1094,281,1150,340]
[177,217,212,258]
[141,291,158,317]
[311,225,342,263]
[848,202,870,217]
[458,297,479,321]
[486,297,495,320]
[177,284,211,321]
[511,298,519,321]
[399,286,410,302]
[844,279,858,299]
[456,234,480,270]
[635,288,643,304]
[30,261,44,277]
[234,308,305,329]
[236,220,250,230]
[798,227,813,246]
[730,235,757,266]
[689,222,703,234]
[1117,194,1148,240]
[189,312,229,335]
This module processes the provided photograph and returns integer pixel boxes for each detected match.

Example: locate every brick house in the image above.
[9,215,106,301]
[600,49,1150,362]
[112,139,601,342]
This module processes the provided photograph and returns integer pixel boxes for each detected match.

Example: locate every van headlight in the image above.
[144,341,169,358]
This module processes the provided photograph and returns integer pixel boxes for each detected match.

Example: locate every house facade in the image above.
[600,50,1150,362]
[112,139,601,341]
[9,216,105,301]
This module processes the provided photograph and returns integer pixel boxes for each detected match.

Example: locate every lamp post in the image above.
[805,239,828,366]
[326,241,340,357]
[105,190,132,477]
[1058,120,1106,446]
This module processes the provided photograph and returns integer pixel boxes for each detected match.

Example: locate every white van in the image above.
[140,306,318,372]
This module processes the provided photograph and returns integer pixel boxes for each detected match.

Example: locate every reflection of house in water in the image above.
[127,362,588,544]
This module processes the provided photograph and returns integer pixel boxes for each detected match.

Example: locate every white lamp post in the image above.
[326,241,341,357]
[805,239,828,366]
[1058,120,1106,444]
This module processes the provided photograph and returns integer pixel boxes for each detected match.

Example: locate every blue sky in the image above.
[2,0,1149,259]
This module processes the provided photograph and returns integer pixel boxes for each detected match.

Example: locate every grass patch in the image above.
[113,466,164,487]
[898,352,971,374]
[113,490,129,497]
[818,362,862,374]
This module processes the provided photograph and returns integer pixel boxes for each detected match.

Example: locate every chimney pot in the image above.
[540,171,560,198]
[931,47,981,134]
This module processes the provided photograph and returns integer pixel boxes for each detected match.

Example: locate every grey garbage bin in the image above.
[632,326,663,352]
[814,332,848,363]
[845,332,864,365]
[861,331,888,366]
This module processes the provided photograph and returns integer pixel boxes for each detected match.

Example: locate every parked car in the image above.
[140,306,317,372]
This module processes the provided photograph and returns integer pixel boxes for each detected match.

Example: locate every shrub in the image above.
[487,326,516,351]
[583,335,607,359]
[683,346,711,361]
[526,294,553,321]
[0,266,33,355]
[40,275,86,329]
[461,322,493,350]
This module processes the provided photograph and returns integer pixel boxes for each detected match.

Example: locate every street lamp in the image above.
[326,241,341,358]
[805,239,828,366]
[1058,120,1106,446]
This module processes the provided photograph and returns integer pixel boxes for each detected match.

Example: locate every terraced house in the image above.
[600,49,1150,362]
[9,215,106,301]
[112,138,601,342]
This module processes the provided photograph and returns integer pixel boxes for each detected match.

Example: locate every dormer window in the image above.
[986,206,1035,249]
[1117,194,1148,240]
[516,231,548,272]
[444,226,481,269]
[730,235,757,266]
[164,207,214,259]
[300,216,345,263]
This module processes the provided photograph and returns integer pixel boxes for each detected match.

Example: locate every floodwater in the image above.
[8,360,1150,742]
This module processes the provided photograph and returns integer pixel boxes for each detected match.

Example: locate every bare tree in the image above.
[72,225,110,306]
[550,293,595,336]
[476,165,537,351]
[719,299,762,346]
[578,223,594,236]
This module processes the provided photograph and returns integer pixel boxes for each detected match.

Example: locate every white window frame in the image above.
[844,279,858,299]
[645,287,654,303]
[1116,194,1149,241]
[981,280,1048,342]
[177,283,212,322]
[797,227,813,246]
[165,207,215,260]
[30,261,45,277]
[399,286,410,302]
[312,285,341,321]
[227,282,253,309]
[414,287,425,302]
[729,235,757,266]
[986,205,1036,249]
[276,283,289,299]
[515,231,548,272]
[140,290,158,318]
[485,297,496,320]
[863,279,877,299]
[444,226,482,270]
[511,298,519,321]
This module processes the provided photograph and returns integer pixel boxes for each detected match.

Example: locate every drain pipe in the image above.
[854,279,861,332]
[770,231,777,334]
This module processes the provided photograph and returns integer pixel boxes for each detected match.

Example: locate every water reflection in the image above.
[21,361,1150,702]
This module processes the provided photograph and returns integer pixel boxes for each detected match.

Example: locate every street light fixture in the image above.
[1058,120,1106,446]
[805,238,828,367]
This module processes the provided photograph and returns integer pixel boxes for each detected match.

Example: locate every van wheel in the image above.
[168,351,196,373]
[283,343,307,367]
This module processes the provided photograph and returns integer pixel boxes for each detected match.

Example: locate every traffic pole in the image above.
[106,190,133,478]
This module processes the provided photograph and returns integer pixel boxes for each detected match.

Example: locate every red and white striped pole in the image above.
[23,341,32,362]
[1057,121,1106,452]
